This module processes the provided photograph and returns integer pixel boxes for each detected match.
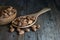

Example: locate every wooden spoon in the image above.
[12,8,51,28]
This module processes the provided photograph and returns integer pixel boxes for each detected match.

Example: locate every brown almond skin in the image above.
[10,25,13,28]
[31,25,37,31]
[36,25,40,29]
[4,10,8,13]
[31,16,35,21]
[19,30,24,35]
[22,21,27,27]
[12,9,17,13]
[25,28,30,32]
[10,28,15,32]
[22,16,26,18]
[8,12,13,16]
[13,21,18,25]
[17,18,20,21]
[31,25,37,28]
[23,19,27,22]
[18,22,22,26]
[32,27,37,31]
[28,20,33,24]
[17,28,21,32]
[7,6,13,11]
[26,16,32,20]
[3,13,9,18]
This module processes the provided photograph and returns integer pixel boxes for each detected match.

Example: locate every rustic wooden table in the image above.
[0,0,60,40]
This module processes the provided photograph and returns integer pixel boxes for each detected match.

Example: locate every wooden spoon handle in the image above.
[34,8,51,17]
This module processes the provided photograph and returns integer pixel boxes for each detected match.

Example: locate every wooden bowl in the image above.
[0,6,17,25]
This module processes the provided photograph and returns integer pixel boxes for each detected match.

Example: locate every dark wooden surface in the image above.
[0,0,60,40]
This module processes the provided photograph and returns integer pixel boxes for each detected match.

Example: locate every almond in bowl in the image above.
[0,6,17,25]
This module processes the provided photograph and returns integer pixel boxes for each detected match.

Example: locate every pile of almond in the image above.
[9,16,40,35]
[0,6,17,18]
[10,24,40,35]
[12,16,36,27]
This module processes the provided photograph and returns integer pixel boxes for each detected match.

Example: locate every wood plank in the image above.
[36,2,60,40]
[17,35,24,40]
[0,25,18,40]
[36,11,55,40]
[53,8,60,40]
[24,31,37,40]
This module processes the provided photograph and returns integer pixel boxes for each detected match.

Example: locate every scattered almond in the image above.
[19,30,24,35]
